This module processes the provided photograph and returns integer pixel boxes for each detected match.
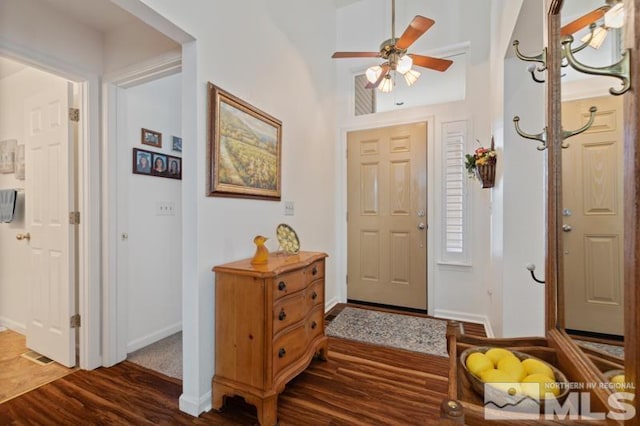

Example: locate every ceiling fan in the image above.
[331,0,453,91]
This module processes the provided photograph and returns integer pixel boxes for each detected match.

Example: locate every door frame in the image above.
[339,115,436,315]
[102,52,182,365]
[0,44,103,370]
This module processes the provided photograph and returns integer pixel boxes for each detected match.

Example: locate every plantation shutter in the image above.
[441,120,469,264]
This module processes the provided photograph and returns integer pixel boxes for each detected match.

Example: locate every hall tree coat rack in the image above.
[440,0,639,423]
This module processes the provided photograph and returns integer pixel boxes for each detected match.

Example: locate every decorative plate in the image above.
[276,223,300,254]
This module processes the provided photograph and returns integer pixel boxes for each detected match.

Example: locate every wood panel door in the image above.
[347,123,427,310]
[562,95,623,336]
[24,82,76,367]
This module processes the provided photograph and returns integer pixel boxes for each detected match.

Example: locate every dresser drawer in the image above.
[305,259,324,281]
[306,305,324,341]
[273,322,308,377]
[272,292,307,336]
[306,279,324,309]
[272,269,307,300]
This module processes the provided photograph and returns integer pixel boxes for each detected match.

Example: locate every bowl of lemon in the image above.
[460,346,569,410]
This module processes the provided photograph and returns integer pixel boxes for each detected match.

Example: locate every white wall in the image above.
[336,0,495,326]
[119,73,182,352]
[134,0,338,415]
[0,0,103,76]
[0,67,70,332]
[104,20,180,74]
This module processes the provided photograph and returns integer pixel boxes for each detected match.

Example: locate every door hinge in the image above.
[70,314,81,328]
[346,274,348,285]
[69,108,80,122]
[69,211,80,225]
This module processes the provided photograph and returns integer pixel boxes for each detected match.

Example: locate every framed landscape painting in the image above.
[207,83,282,200]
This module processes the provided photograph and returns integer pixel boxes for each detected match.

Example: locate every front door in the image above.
[562,95,624,336]
[347,122,427,310]
[24,82,76,367]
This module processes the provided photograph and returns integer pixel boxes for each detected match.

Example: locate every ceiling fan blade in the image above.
[365,63,391,89]
[396,15,435,50]
[332,52,380,58]
[409,54,453,72]
[560,6,608,36]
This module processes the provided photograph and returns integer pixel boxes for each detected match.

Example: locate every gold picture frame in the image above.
[207,83,282,200]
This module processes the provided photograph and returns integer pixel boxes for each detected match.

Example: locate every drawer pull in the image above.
[311,321,317,330]
[278,281,286,291]
[278,309,287,321]
[311,291,318,300]
[312,266,318,276]
[278,348,286,358]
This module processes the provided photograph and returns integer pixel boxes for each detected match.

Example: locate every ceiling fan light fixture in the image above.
[365,65,382,84]
[604,2,625,29]
[404,68,421,86]
[379,75,394,93]
[582,25,608,49]
[396,55,413,74]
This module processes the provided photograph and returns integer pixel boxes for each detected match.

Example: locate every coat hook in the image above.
[526,263,545,284]
[514,25,594,84]
[513,41,547,84]
[561,35,631,96]
[513,116,547,150]
[561,106,597,148]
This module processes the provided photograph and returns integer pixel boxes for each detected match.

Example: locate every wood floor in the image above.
[0,329,75,404]
[0,306,486,425]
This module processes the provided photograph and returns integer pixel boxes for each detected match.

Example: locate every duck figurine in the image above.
[251,235,270,265]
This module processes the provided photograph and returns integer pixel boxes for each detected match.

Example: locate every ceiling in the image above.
[40,0,135,33]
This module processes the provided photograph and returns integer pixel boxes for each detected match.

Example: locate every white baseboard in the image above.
[0,317,26,334]
[433,309,494,338]
[324,296,340,313]
[179,391,212,416]
[126,322,182,354]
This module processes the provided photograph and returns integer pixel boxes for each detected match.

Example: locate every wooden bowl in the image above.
[460,346,570,411]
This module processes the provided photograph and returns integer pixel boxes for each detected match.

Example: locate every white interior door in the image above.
[24,82,76,367]
[347,122,428,310]
[562,95,624,336]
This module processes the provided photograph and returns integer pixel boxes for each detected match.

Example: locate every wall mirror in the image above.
[559,0,625,360]
[547,0,638,412]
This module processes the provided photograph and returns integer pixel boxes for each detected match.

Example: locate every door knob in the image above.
[16,233,31,241]
[418,222,426,230]
[562,224,572,232]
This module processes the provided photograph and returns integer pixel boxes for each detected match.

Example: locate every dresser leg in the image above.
[247,394,278,426]
[211,381,230,411]
[315,337,329,361]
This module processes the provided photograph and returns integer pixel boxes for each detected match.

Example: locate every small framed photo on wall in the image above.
[151,153,168,176]
[167,156,181,179]
[172,136,182,153]
[141,128,162,148]
[132,148,152,175]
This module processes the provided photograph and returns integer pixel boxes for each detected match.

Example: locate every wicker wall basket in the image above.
[475,162,496,188]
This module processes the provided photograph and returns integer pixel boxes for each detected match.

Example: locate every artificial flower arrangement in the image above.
[465,137,497,188]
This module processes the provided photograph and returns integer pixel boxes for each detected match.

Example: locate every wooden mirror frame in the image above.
[546,0,639,414]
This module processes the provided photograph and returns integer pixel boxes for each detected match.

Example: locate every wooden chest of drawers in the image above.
[212,251,328,426]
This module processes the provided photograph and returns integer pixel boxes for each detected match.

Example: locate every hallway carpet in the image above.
[127,331,182,380]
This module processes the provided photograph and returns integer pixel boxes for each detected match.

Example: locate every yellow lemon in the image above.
[497,356,527,382]
[522,373,560,399]
[522,358,555,381]
[610,374,627,390]
[485,348,516,367]
[465,352,493,376]
[479,369,522,395]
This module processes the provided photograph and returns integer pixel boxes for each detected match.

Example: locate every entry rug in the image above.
[326,307,448,357]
